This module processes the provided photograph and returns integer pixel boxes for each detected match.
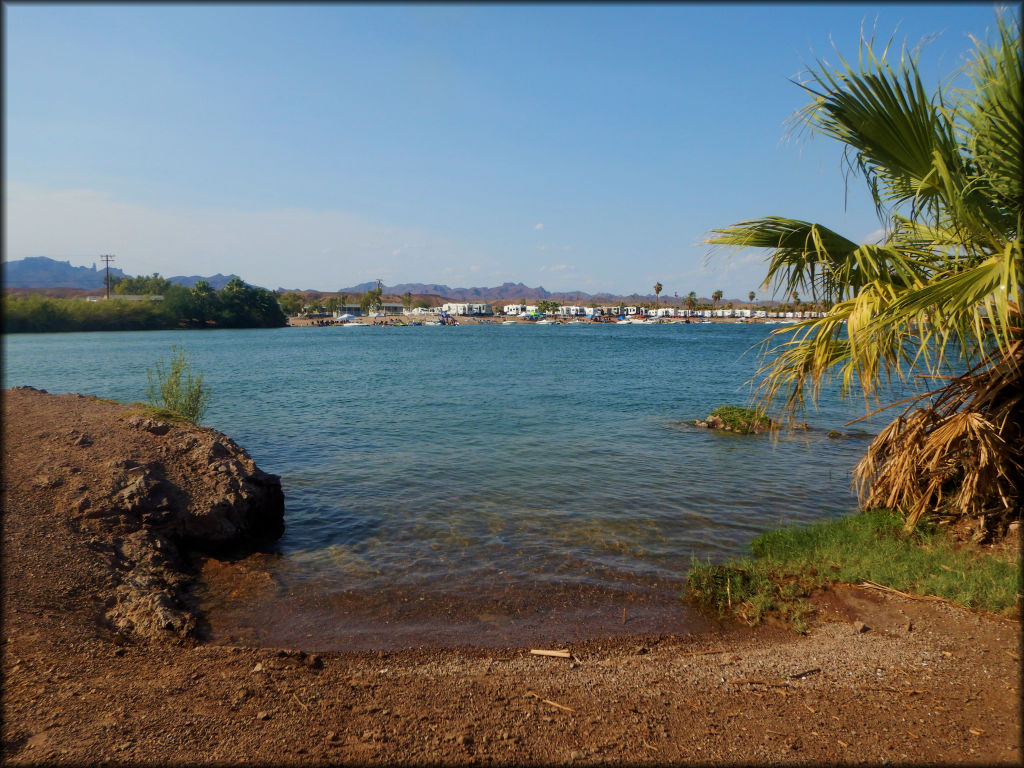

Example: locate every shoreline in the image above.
[3,387,1019,764]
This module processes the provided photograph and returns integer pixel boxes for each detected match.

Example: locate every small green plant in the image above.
[145,346,211,424]
[706,405,774,433]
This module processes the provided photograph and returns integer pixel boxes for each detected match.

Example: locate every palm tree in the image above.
[705,12,1022,533]
[685,291,697,311]
[749,291,756,305]
[653,282,663,306]
[712,289,723,309]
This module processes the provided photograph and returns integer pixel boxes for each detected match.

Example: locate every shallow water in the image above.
[5,323,896,648]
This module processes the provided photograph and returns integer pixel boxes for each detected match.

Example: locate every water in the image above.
[4,323,893,648]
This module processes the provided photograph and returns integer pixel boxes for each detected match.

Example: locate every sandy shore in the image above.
[3,388,1020,764]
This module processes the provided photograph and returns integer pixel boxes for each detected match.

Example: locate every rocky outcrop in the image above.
[3,387,285,645]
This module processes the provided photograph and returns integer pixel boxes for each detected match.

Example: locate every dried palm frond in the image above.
[854,340,1023,533]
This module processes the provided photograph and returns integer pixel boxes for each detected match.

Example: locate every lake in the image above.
[4,323,895,649]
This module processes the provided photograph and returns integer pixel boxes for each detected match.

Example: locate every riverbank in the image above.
[3,388,1020,764]
[286,315,768,327]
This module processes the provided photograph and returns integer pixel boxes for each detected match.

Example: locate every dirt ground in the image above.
[3,388,1021,765]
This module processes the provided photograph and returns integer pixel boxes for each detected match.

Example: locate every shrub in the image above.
[145,346,211,424]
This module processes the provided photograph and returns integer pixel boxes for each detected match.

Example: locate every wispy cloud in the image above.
[534,223,544,230]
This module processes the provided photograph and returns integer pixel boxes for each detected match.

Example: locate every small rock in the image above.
[305,654,324,669]
[252,662,264,673]
[73,434,94,446]
[634,645,649,655]
[256,711,270,721]
[570,750,584,760]
[326,731,339,742]
[456,734,473,746]
[854,620,870,634]
[906,620,914,633]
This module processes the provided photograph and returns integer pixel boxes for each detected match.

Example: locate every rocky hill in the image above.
[3,256,241,292]
[3,256,128,289]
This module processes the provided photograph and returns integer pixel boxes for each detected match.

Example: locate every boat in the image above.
[535,319,554,325]
[502,320,518,325]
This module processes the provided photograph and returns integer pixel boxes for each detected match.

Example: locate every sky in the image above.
[3,3,1011,298]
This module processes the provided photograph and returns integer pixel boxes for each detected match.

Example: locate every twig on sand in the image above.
[787,667,821,679]
[526,691,575,712]
[858,580,948,602]
[641,739,659,751]
[530,649,572,659]
[291,693,309,711]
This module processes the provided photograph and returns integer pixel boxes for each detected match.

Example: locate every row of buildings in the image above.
[327,302,825,320]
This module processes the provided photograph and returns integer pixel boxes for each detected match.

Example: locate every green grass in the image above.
[707,405,774,433]
[687,509,1022,632]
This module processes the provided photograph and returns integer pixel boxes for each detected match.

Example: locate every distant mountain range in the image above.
[3,257,240,291]
[3,257,759,305]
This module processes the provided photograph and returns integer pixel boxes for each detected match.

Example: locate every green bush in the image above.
[145,346,211,424]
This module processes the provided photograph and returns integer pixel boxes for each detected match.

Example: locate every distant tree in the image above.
[413,299,430,309]
[712,289,724,308]
[359,288,383,315]
[191,280,218,325]
[402,291,414,310]
[653,282,663,306]
[749,291,756,304]
[324,296,340,314]
[114,273,172,296]
[685,291,697,311]
[278,292,303,316]
[536,299,561,313]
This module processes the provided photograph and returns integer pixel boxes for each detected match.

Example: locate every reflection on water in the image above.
[4,323,911,649]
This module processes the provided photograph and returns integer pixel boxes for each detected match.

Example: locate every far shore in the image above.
[287,315,784,327]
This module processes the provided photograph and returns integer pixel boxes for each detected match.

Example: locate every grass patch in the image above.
[707,405,774,433]
[687,509,1022,632]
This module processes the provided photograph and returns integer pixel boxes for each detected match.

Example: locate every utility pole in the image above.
[100,255,115,299]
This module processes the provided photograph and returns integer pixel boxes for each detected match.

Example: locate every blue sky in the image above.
[4,3,1010,297]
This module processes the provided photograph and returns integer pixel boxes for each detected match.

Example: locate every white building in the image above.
[442,302,493,316]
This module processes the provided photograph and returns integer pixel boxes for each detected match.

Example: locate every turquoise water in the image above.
[4,324,893,648]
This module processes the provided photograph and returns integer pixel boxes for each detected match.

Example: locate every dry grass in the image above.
[854,339,1023,535]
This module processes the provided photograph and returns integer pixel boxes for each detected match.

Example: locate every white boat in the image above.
[502,320,518,325]
[535,319,554,325]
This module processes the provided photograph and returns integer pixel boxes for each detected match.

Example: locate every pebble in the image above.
[854,621,870,634]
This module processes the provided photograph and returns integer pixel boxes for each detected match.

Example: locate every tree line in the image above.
[3,275,286,332]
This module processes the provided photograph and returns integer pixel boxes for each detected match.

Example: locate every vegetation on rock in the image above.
[145,346,211,425]
[696,405,775,433]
